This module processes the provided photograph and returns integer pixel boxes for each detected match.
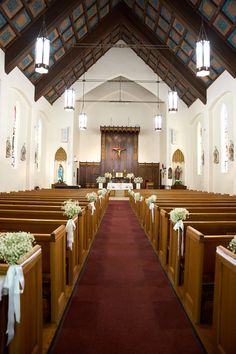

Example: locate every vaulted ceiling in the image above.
[0,0,235,107]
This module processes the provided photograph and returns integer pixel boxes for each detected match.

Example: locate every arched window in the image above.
[35,118,42,171]
[220,104,229,173]
[11,101,20,168]
[197,121,202,175]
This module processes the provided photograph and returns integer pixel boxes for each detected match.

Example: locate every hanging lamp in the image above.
[196,19,210,77]
[154,75,162,131]
[78,76,87,130]
[35,17,50,74]
[64,87,75,111]
[168,89,178,113]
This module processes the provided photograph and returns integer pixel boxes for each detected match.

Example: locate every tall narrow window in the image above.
[220,104,229,173]
[197,121,202,175]
[11,103,19,168]
[35,118,42,170]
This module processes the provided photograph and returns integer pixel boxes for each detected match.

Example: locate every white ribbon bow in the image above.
[89,202,96,216]
[66,219,76,250]
[99,195,103,205]
[1,265,25,344]
[173,220,184,257]
[149,202,155,223]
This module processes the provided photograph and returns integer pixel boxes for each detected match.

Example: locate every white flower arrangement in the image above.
[169,208,189,223]
[228,236,236,254]
[96,176,106,183]
[126,173,134,179]
[98,188,107,197]
[130,191,135,197]
[134,192,142,202]
[86,192,98,202]
[146,195,157,206]
[104,172,112,179]
[0,232,35,265]
[134,177,143,184]
[62,199,82,219]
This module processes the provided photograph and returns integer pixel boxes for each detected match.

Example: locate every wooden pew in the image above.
[0,219,67,324]
[0,210,81,288]
[213,246,236,354]
[0,245,42,354]
[167,221,236,297]
[183,228,233,325]
[159,208,236,269]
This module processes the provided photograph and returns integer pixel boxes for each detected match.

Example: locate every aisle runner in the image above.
[50,201,205,354]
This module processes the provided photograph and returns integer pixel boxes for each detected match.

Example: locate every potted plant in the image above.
[96,176,106,189]
[134,177,143,189]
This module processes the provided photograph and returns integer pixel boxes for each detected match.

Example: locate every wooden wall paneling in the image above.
[138,163,160,188]
[78,162,101,187]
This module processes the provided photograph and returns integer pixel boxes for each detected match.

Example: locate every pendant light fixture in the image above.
[154,75,162,131]
[196,19,210,77]
[35,17,50,74]
[64,87,75,111]
[78,75,87,130]
[168,89,178,113]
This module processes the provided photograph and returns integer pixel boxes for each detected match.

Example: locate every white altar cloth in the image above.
[107,182,133,190]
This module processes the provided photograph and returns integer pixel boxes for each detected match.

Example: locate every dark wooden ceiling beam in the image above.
[119,2,206,104]
[35,8,124,101]
[164,0,236,78]
[5,0,81,74]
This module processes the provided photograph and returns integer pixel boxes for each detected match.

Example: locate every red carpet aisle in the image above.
[50,201,205,354]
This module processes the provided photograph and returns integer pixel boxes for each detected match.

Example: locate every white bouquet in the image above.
[134,177,143,184]
[62,199,82,219]
[0,232,35,265]
[228,236,236,254]
[134,192,142,202]
[98,188,107,197]
[96,176,106,183]
[146,195,157,206]
[86,192,98,202]
[127,173,134,179]
[169,208,189,223]
[104,172,112,179]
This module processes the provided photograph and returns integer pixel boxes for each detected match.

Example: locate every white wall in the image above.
[0,49,52,191]
[187,71,236,194]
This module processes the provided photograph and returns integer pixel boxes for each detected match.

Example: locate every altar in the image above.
[107,182,133,190]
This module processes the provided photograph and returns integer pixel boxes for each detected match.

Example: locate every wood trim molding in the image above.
[100,126,140,133]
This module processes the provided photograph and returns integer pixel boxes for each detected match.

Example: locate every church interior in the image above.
[0,0,236,353]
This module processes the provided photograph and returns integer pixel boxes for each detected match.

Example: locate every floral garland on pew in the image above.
[62,200,82,250]
[0,232,35,344]
[86,192,98,215]
[228,236,236,253]
[98,188,107,205]
[169,208,189,257]
[146,195,157,223]
[134,192,142,203]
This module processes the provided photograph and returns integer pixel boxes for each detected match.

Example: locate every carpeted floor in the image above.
[49,201,206,354]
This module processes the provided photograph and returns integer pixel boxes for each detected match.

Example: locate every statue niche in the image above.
[54,147,67,183]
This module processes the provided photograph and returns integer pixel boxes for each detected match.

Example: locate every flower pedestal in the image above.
[0,245,42,354]
[98,183,103,189]
[136,183,141,190]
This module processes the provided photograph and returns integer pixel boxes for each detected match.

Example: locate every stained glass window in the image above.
[197,121,202,175]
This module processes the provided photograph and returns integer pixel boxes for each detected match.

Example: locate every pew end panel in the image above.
[0,245,42,354]
[184,228,233,325]
[213,246,236,354]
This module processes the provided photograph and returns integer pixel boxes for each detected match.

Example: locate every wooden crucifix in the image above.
[112,147,126,158]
